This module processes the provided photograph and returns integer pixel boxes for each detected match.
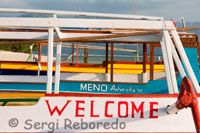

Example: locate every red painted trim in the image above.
[3,132,195,133]
[45,93,179,98]
[2,132,195,133]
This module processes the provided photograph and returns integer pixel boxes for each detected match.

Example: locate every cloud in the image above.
[21,0,132,15]
[0,0,32,8]
[134,0,200,21]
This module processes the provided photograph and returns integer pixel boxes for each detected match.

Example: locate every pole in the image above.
[84,46,88,64]
[110,42,114,82]
[76,43,79,67]
[171,30,200,93]
[150,45,154,80]
[46,27,54,94]
[105,43,109,73]
[37,43,42,76]
[54,42,62,94]
[143,43,147,73]
[72,43,74,65]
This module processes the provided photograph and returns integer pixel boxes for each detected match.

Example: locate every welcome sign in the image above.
[0,97,196,132]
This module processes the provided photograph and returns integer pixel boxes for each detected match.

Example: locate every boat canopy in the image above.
[0,8,199,95]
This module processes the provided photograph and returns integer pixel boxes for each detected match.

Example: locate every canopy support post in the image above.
[72,43,74,65]
[163,30,179,93]
[76,43,79,67]
[37,43,42,76]
[54,42,62,94]
[110,42,114,82]
[143,43,147,73]
[171,30,200,93]
[160,31,174,94]
[170,38,186,78]
[46,27,54,94]
[150,45,154,80]
[105,43,109,73]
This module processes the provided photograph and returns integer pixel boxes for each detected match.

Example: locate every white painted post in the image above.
[46,27,54,94]
[54,42,62,94]
[171,30,200,93]
[170,39,186,79]
[160,32,174,94]
[163,30,178,93]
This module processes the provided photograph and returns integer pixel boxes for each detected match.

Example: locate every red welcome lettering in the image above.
[45,100,71,116]
[75,100,85,117]
[105,101,114,117]
[118,101,128,118]
[131,101,144,118]
[149,102,158,118]
[90,101,99,117]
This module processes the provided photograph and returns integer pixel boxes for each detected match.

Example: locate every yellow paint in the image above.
[1,63,165,74]
[0,93,45,98]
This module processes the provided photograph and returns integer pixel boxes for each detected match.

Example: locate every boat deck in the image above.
[0,61,165,74]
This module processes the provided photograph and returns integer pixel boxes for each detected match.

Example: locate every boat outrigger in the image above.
[0,8,200,132]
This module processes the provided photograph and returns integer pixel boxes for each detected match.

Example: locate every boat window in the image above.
[56,43,166,84]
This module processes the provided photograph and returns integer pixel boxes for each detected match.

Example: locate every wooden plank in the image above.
[38,43,42,63]
[84,46,88,64]
[46,28,54,94]
[180,38,197,44]
[143,43,147,73]
[105,43,109,73]
[196,36,200,70]
[72,43,74,65]
[0,18,168,29]
[76,43,79,67]
[150,45,154,80]
[110,43,114,82]
[62,44,136,52]
[0,30,161,45]
[177,26,199,31]
[0,26,197,34]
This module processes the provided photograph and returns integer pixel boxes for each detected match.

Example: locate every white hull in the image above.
[0,96,196,132]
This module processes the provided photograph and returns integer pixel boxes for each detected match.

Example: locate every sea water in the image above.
[38,43,163,64]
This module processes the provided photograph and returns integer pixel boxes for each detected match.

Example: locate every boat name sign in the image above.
[0,97,195,132]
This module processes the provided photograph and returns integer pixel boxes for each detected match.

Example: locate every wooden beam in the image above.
[196,36,200,70]
[72,43,74,65]
[62,44,136,52]
[150,45,154,80]
[0,17,166,29]
[143,43,147,73]
[0,30,160,45]
[84,46,88,64]
[0,26,198,34]
[76,43,79,67]
[110,43,114,82]
[177,26,199,32]
[38,43,42,63]
[105,43,109,73]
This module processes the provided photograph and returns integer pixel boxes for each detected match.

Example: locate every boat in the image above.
[0,8,200,132]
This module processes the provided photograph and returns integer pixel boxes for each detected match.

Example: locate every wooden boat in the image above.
[0,8,200,132]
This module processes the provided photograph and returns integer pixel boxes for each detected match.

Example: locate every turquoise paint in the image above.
[0,80,168,94]
[177,48,200,91]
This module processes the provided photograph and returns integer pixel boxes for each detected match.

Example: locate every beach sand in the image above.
[0,50,50,62]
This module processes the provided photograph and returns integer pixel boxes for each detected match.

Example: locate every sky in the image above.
[0,0,199,22]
